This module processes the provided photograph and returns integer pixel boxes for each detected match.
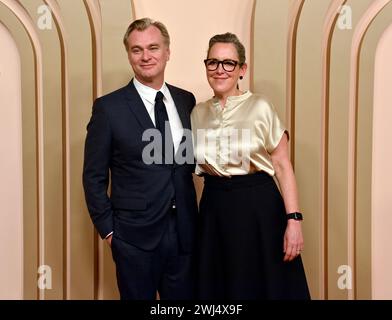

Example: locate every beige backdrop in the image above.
[1,0,392,300]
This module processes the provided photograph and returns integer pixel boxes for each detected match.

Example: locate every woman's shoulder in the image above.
[246,92,277,113]
[248,92,273,105]
[191,98,214,115]
[195,97,215,108]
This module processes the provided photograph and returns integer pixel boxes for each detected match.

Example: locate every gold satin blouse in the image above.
[191,91,287,177]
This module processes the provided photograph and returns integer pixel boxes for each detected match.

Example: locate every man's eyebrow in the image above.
[130,43,160,50]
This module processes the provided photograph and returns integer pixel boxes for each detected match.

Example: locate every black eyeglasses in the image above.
[204,59,239,72]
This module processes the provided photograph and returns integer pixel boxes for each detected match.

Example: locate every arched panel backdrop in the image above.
[0,0,391,300]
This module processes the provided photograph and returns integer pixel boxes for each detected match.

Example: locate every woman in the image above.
[191,33,310,299]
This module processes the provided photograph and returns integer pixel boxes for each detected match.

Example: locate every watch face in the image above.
[287,212,303,220]
[294,213,303,220]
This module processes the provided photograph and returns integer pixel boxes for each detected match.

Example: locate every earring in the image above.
[240,76,243,80]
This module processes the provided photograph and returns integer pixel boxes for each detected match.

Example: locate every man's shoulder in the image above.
[96,84,130,105]
[166,83,194,98]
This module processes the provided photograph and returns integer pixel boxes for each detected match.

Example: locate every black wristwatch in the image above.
[286,212,303,221]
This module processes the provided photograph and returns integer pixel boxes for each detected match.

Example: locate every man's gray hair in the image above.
[123,17,170,51]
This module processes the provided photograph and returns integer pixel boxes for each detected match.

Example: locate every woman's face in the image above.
[205,42,247,97]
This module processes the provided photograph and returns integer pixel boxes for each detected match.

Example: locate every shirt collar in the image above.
[133,77,169,104]
[211,90,252,110]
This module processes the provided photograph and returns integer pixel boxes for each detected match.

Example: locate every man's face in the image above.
[126,26,170,87]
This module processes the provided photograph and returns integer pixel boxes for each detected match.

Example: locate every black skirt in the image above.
[197,171,311,300]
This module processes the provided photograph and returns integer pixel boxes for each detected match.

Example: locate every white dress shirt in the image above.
[133,77,184,154]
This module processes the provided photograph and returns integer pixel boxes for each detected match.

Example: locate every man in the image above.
[83,18,198,300]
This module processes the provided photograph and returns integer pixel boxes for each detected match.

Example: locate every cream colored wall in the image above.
[295,0,331,299]
[253,0,290,123]
[357,1,392,299]
[0,22,23,300]
[328,0,375,300]
[100,0,133,300]
[0,1,38,300]
[1,0,392,300]
[21,0,64,300]
[372,21,392,300]
[62,0,96,299]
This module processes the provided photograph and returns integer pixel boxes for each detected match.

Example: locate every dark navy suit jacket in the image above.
[83,80,198,252]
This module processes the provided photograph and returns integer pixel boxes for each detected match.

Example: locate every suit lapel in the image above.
[125,80,192,166]
[167,84,191,130]
[167,84,194,167]
[125,79,155,130]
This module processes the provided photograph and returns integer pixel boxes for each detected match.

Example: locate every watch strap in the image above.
[286,212,303,221]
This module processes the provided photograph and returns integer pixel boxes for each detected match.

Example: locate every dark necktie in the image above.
[154,91,174,163]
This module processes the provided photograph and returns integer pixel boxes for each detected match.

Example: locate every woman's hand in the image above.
[283,220,304,262]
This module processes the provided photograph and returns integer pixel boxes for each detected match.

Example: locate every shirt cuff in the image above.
[105,231,113,239]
